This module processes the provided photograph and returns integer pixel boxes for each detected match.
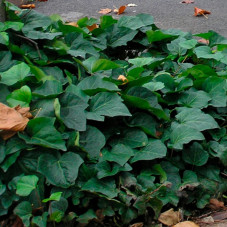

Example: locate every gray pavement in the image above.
[35,0,227,37]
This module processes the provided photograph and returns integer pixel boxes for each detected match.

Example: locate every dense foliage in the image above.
[1,2,227,226]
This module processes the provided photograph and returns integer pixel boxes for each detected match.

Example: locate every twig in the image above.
[15,34,42,59]
[34,108,42,118]
[173,55,188,76]
[201,13,208,19]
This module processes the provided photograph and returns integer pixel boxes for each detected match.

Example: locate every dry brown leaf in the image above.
[87,24,99,32]
[198,38,209,45]
[98,8,112,14]
[173,221,199,227]
[20,4,35,9]
[0,103,32,140]
[66,22,78,27]
[182,0,194,3]
[129,223,143,227]
[114,5,127,15]
[194,7,211,17]
[158,208,181,226]
[209,198,226,210]
[38,0,48,2]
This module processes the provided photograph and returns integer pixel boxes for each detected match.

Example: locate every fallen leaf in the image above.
[173,221,199,227]
[95,209,105,221]
[87,24,99,32]
[158,208,181,226]
[200,216,214,224]
[117,75,128,83]
[181,0,194,3]
[114,5,127,15]
[127,3,137,7]
[194,7,211,17]
[98,8,112,14]
[20,4,35,9]
[198,38,209,45]
[0,103,32,140]
[209,198,226,210]
[66,22,78,27]
[212,211,227,221]
[129,223,143,227]
[155,131,163,138]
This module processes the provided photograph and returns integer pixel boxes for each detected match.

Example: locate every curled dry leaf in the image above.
[158,208,181,226]
[0,103,32,140]
[209,198,226,210]
[114,5,127,15]
[117,75,128,83]
[194,7,211,17]
[20,4,35,9]
[173,221,199,227]
[87,24,99,32]
[181,0,194,4]
[98,8,112,15]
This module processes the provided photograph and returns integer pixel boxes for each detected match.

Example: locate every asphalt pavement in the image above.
[35,0,227,37]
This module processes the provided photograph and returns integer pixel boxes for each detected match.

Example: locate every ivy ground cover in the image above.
[1,2,227,226]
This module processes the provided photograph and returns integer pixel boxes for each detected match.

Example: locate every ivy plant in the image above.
[1,1,227,226]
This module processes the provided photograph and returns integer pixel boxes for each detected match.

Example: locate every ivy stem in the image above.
[15,34,42,59]
[35,188,42,210]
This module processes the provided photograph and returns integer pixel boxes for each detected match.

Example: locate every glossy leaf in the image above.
[38,152,83,188]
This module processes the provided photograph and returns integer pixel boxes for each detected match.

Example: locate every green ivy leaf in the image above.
[80,125,106,158]
[118,14,153,30]
[33,80,63,98]
[127,112,157,136]
[19,117,66,151]
[182,142,209,166]
[14,201,32,227]
[0,32,9,45]
[91,59,119,72]
[131,139,167,163]
[88,92,131,121]
[169,123,204,149]
[42,192,62,203]
[78,75,119,95]
[0,62,30,85]
[7,85,32,107]
[77,209,97,224]
[147,30,176,43]
[107,26,138,48]
[202,77,227,107]
[16,175,39,196]
[178,88,211,108]
[102,144,134,166]
[97,161,132,179]
[49,197,68,222]
[59,92,88,131]
[82,178,118,198]
[32,212,48,227]
[194,46,223,60]
[176,107,219,131]
[111,128,148,148]
[38,152,83,188]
